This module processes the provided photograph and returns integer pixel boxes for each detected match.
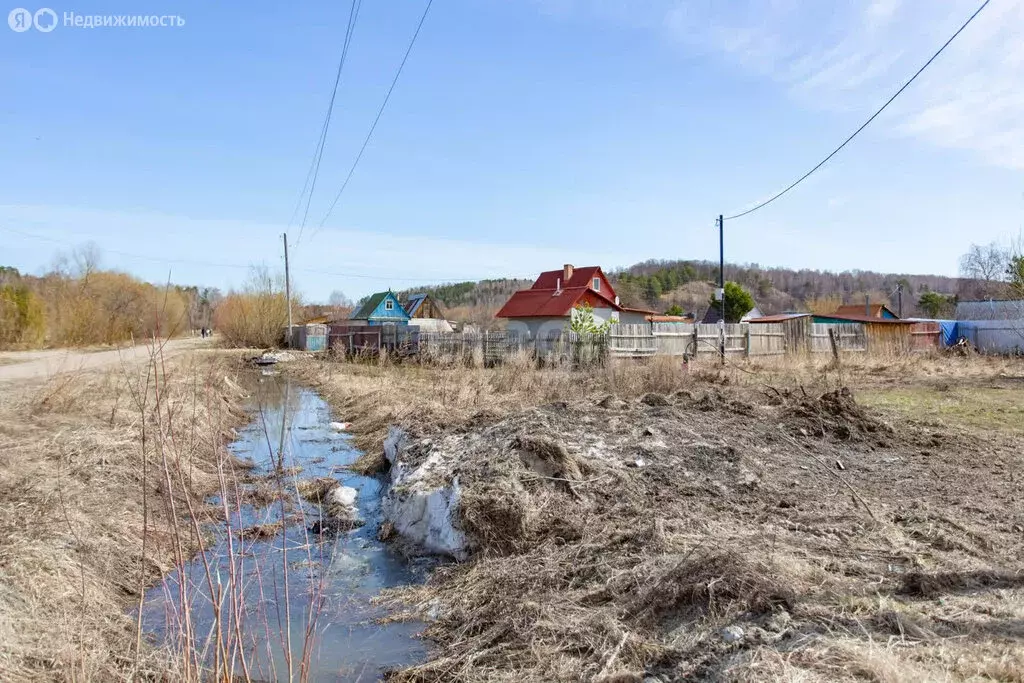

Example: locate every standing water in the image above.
[139,373,430,681]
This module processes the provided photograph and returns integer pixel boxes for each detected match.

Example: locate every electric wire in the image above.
[315,0,434,232]
[725,0,991,221]
[294,0,362,246]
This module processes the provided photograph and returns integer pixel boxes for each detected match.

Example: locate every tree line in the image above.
[0,245,219,349]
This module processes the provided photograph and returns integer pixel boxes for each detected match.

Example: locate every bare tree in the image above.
[328,290,352,308]
[959,242,1009,300]
[72,242,102,280]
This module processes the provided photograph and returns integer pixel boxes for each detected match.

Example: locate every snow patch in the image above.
[382,426,469,560]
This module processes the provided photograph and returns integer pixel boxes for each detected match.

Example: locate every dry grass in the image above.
[0,349,248,681]
[292,351,1024,682]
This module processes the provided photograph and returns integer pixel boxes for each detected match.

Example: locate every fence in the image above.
[320,318,950,365]
[810,323,867,353]
[326,325,609,367]
[607,322,786,358]
[957,320,1024,354]
[287,324,328,351]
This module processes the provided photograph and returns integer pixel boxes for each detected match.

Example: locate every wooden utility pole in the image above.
[283,233,293,348]
[719,215,725,365]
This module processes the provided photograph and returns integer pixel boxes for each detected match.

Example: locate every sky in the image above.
[1,0,1022,301]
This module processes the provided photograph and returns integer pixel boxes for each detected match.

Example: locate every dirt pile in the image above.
[782,387,894,444]
[373,382,1024,682]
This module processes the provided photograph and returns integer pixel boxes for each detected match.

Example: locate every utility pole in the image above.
[283,233,293,348]
[897,283,903,318]
[718,215,725,365]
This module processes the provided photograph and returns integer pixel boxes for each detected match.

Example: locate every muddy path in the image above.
[138,373,432,681]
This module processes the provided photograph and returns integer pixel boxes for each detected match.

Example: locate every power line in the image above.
[725,0,991,221]
[315,0,434,231]
[293,0,363,245]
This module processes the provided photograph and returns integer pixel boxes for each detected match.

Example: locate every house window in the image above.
[592,277,600,291]
[385,299,394,311]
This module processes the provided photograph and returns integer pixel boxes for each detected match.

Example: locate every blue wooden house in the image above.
[349,291,410,325]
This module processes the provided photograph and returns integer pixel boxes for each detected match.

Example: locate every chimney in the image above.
[563,264,574,283]
[555,277,561,295]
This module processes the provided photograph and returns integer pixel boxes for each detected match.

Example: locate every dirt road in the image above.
[0,336,214,383]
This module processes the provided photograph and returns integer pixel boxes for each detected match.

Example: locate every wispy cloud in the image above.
[533,0,1024,169]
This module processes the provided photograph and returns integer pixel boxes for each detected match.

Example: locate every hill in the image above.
[396,260,963,325]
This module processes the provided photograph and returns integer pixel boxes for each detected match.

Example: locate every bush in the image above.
[213,267,297,348]
[0,285,45,348]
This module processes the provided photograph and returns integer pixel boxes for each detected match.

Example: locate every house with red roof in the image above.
[496,264,653,338]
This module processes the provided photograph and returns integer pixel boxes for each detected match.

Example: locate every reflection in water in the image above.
[139,374,430,682]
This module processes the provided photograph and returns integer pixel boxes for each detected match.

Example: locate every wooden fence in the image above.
[324,319,939,365]
[810,323,867,353]
[327,324,608,367]
[607,323,786,358]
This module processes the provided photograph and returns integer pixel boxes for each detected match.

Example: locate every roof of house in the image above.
[621,305,658,315]
[813,313,914,324]
[748,313,812,323]
[533,266,603,290]
[404,293,427,317]
[496,286,617,318]
[833,303,898,319]
[700,304,761,324]
[497,265,623,319]
[647,314,693,323]
[350,291,406,320]
[955,299,1024,321]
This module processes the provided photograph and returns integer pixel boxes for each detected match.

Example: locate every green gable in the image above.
[349,291,410,322]
[351,292,388,320]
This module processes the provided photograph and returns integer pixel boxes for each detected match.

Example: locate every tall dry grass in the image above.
[0,347,250,680]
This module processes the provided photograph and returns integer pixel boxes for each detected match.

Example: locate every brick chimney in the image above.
[563,264,574,283]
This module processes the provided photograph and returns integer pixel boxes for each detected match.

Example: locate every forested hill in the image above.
[397,260,963,325]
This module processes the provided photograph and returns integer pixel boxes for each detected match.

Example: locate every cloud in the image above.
[535,0,1024,170]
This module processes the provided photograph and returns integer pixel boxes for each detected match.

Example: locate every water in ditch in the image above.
[138,372,431,681]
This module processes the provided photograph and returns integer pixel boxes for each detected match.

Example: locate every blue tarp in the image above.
[938,321,958,346]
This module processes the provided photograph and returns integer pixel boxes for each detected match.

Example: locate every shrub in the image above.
[213,267,297,348]
[0,284,45,348]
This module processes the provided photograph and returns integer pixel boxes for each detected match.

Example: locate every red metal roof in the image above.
[497,265,624,319]
[491,288,589,321]
[533,266,603,290]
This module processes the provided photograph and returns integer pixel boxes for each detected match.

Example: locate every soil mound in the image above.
[785,387,892,444]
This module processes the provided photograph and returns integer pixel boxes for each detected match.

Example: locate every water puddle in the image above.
[139,373,430,681]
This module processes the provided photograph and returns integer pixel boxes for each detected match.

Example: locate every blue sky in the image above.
[1,0,1022,301]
